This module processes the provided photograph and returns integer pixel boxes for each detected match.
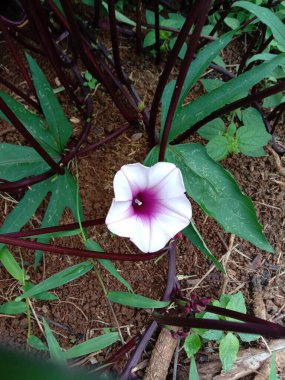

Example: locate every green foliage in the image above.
[184,333,201,358]
[165,143,273,253]
[27,335,48,351]
[143,10,186,56]
[0,247,27,284]
[43,318,66,362]
[107,291,170,308]
[183,221,223,272]
[63,332,120,359]
[198,107,271,161]
[269,353,280,380]
[85,239,133,292]
[219,332,239,372]
[189,357,199,380]
[233,2,285,49]
[83,71,98,91]
[0,301,27,315]
[0,55,87,268]
[189,292,260,374]
[163,55,282,142]
[16,261,93,301]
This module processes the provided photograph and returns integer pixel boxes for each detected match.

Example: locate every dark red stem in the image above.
[159,0,211,161]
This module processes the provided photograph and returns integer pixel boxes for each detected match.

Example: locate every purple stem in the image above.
[135,0,142,54]
[3,218,106,238]
[21,0,82,109]
[93,0,101,27]
[148,4,203,147]
[107,0,127,84]
[159,0,211,162]
[153,311,285,338]
[154,0,161,64]
[120,241,177,379]
[0,98,63,175]
[0,234,166,262]
[0,74,41,112]
[0,17,37,100]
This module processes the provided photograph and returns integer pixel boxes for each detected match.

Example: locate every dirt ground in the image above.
[0,21,284,379]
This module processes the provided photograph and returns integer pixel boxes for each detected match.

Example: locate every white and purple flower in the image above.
[106,162,192,253]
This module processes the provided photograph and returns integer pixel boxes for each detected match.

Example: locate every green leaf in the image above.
[107,291,170,309]
[0,91,59,155]
[101,1,136,26]
[0,181,48,251]
[85,239,133,292]
[143,31,156,48]
[226,292,246,317]
[269,353,279,380]
[227,122,237,137]
[166,143,274,253]
[198,118,225,141]
[0,144,59,182]
[224,16,241,29]
[0,301,26,315]
[183,221,223,272]
[233,1,285,49]
[238,332,260,342]
[184,333,201,358]
[236,124,271,157]
[23,282,58,301]
[35,170,83,266]
[144,145,159,166]
[263,93,284,108]
[167,55,283,141]
[179,31,234,106]
[16,261,93,301]
[201,79,224,93]
[161,32,234,128]
[43,318,65,362]
[189,357,199,380]
[26,54,72,151]
[242,107,264,128]
[201,312,224,341]
[206,136,229,161]
[63,332,119,359]
[219,332,239,372]
[27,335,48,351]
[0,247,26,283]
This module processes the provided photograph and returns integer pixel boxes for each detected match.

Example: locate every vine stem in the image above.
[120,241,177,379]
[158,0,211,162]
[148,3,204,147]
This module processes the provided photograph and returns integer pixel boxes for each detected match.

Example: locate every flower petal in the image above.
[158,195,192,221]
[106,200,136,238]
[120,163,149,193]
[149,163,186,199]
[113,170,133,201]
[130,216,151,253]
[130,215,173,253]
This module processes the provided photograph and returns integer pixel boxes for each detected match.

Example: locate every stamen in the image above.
[134,198,143,206]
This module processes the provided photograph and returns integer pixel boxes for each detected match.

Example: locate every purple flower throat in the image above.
[132,189,158,216]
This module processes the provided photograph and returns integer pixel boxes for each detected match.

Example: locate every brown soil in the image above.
[0,22,285,380]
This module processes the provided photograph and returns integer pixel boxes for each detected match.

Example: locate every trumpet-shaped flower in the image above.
[106,162,192,253]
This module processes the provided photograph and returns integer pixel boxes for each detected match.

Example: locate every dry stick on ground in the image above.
[143,327,179,380]
[220,234,235,295]
[267,146,285,178]
[197,340,285,380]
